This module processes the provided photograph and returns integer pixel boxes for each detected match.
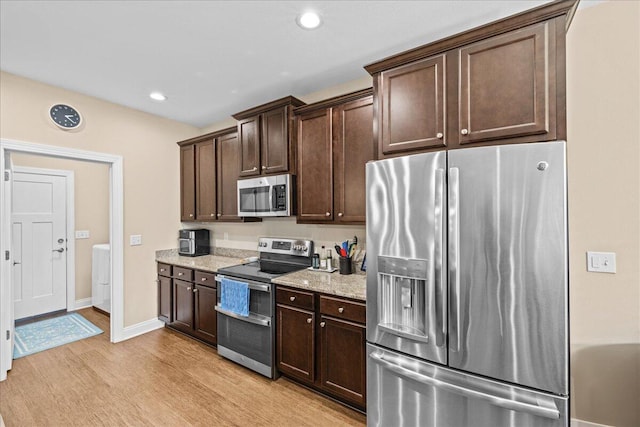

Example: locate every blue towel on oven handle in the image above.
[220,277,249,317]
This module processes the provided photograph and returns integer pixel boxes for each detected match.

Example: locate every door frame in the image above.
[12,166,76,314]
[0,138,124,381]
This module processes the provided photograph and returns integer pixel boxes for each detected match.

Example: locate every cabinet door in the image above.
[296,109,333,222]
[379,55,446,155]
[238,116,261,177]
[319,316,366,408]
[194,284,217,344]
[195,139,216,221]
[261,106,290,174]
[277,304,315,383]
[333,96,374,224]
[217,131,241,221]
[458,21,553,144]
[158,275,172,323]
[173,279,194,330]
[180,144,196,221]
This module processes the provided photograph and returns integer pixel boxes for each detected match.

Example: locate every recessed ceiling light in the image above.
[297,11,322,30]
[149,92,167,101]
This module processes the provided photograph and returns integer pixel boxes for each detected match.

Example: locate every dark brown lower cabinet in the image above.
[157,262,172,323]
[319,316,366,407]
[276,286,366,410]
[157,263,217,346]
[277,305,315,382]
[194,284,217,343]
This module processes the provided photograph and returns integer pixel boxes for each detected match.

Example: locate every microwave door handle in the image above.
[370,352,560,420]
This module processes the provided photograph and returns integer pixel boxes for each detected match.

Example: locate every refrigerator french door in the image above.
[366,142,568,426]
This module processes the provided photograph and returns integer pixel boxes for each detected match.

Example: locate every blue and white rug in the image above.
[13,312,103,359]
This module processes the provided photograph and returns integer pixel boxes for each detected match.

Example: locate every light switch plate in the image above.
[130,234,142,246]
[586,251,616,273]
[75,230,90,239]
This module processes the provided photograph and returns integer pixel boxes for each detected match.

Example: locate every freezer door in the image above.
[367,344,568,427]
[366,151,447,364]
[448,141,568,395]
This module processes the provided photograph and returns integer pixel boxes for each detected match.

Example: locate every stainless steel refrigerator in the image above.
[366,141,568,427]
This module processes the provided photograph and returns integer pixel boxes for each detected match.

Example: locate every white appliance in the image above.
[91,243,110,313]
[366,142,569,426]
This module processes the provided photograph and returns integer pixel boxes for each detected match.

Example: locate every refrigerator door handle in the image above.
[434,168,445,345]
[370,351,561,420]
[448,167,461,352]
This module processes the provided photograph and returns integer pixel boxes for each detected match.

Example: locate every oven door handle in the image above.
[215,275,271,293]
[214,305,271,327]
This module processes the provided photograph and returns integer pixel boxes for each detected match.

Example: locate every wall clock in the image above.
[49,104,82,130]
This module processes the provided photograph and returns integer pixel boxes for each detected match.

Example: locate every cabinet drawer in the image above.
[173,266,194,281]
[277,287,315,311]
[320,296,365,324]
[157,263,172,277]
[194,270,216,287]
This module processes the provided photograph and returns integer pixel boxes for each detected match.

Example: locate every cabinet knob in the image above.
[436,132,444,139]
[193,288,198,293]
[338,307,344,313]
[320,322,326,328]
[217,213,221,217]
[252,166,258,171]
[461,129,469,135]
[189,214,194,218]
[201,277,207,282]
[325,212,331,217]
[262,166,266,170]
[337,213,343,217]
[160,268,165,272]
[210,213,214,217]
[155,279,160,283]
[289,296,296,302]
[178,272,183,276]
[187,287,191,291]
[307,318,312,324]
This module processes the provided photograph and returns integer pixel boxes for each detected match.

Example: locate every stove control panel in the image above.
[258,237,313,258]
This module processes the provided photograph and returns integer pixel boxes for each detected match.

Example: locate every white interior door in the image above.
[12,171,67,320]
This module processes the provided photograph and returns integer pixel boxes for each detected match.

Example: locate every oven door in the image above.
[215,275,274,378]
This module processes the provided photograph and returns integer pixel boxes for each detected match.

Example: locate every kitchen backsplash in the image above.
[180,217,366,265]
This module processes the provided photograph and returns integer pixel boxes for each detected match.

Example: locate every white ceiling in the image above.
[1,0,580,128]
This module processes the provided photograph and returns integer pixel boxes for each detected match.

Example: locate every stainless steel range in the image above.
[215,237,313,378]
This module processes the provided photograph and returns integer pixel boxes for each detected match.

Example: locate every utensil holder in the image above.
[339,256,352,275]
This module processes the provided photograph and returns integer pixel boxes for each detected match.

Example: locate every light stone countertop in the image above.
[155,253,246,273]
[272,268,367,301]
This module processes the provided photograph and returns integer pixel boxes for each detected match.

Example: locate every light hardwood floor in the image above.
[0,309,366,426]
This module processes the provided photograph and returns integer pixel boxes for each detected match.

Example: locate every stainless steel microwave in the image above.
[237,174,293,217]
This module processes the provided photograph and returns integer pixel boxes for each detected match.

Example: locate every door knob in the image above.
[52,248,64,253]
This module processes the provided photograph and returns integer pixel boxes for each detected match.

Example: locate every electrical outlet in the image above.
[130,234,142,246]
[586,251,616,273]
[75,230,90,239]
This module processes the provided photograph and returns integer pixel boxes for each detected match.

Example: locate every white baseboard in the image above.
[120,317,165,341]
[571,419,612,427]
[74,298,92,310]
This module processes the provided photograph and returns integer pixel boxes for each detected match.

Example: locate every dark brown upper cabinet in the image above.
[365,0,578,157]
[379,55,446,154]
[195,138,216,221]
[295,89,374,225]
[178,128,260,223]
[232,96,305,177]
[179,144,196,221]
